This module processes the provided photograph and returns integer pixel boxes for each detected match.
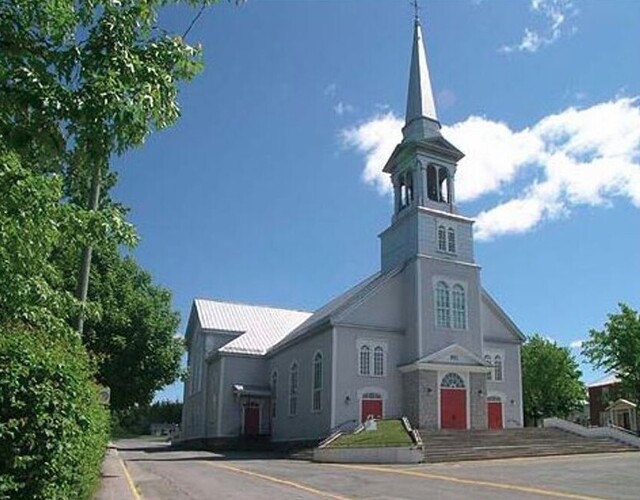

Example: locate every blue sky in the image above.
[111,0,640,401]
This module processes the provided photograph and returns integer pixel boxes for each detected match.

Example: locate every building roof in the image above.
[587,373,621,388]
[194,299,311,356]
[405,18,437,124]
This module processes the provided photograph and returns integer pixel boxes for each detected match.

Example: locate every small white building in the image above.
[181,17,524,444]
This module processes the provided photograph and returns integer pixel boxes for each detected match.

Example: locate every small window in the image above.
[441,373,465,388]
[447,227,456,253]
[484,355,493,381]
[451,284,466,330]
[271,370,278,418]
[289,362,299,416]
[436,281,451,328]
[359,345,371,375]
[312,352,323,412]
[494,355,503,382]
[438,225,447,252]
[373,346,384,376]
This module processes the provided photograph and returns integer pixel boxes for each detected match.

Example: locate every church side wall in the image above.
[218,355,269,437]
[484,340,523,427]
[269,328,333,442]
[181,324,206,440]
[333,326,404,427]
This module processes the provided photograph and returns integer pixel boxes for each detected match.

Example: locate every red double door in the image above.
[440,389,467,429]
[488,401,503,429]
[361,398,383,423]
[244,404,260,436]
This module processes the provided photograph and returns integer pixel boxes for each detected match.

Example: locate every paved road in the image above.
[113,439,640,500]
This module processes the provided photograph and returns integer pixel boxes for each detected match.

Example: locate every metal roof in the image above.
[587,373,620,388]
[194,299,311,356]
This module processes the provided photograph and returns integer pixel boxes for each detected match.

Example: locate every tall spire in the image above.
[403,15,440,140]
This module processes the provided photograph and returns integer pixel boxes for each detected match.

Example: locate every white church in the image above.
[181,17,525,443]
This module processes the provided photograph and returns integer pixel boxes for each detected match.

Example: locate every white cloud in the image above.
[569,339,584,349]
[342,97,640,241]
[334,101,354,116]
[500,0,577,54]
[324,83,337,97]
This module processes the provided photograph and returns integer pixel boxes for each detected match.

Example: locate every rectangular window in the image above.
[373,346,384,376]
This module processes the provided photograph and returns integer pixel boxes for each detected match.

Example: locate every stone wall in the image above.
[470,372,488,430]
[402,369,438,430]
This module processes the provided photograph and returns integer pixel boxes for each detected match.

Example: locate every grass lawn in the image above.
[328,419,413,448]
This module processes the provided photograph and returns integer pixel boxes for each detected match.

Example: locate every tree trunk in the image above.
[75,166,101,335]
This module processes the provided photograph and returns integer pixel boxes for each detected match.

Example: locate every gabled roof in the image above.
[268,272,385,354]
[193,299,311,356]
[587,373,620,388]
[481,289,526,342]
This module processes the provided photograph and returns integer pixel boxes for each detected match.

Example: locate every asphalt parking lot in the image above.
[108,439,640,499]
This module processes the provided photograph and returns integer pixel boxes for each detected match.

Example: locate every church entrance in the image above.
[243,402,260,436]
[487,398,503,429]
[440,373,467,430]
[360,393,383,423]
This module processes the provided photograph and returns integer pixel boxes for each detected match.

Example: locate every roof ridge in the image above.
[194,297,311,314]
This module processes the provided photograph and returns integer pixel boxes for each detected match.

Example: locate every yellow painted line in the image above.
[437,451,640,468]
[206,462,352,500]
[326,463,602,500]
[116,452,142,500]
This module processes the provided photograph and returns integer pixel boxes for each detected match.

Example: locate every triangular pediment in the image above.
[418,344,489,367]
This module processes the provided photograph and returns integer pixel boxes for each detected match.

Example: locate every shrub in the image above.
[0,326,109,500]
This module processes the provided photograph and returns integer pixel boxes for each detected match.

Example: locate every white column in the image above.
[393,177,401,214]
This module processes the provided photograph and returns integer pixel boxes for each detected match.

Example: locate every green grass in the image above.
[328,419,413,448]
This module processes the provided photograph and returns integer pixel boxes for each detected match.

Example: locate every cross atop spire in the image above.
[410,0,421,21]
[403,11,440,141]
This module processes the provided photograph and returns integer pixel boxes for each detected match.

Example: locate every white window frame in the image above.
[359,345,370,376]
[435,223,457,255]
[312,351,323,413]
[289,361,299,417]
[357,340,387,378]
[435,281,451,328]
[451,284,467,330]
[484,349,505,383]
[438,225,447,252]
[271,370,278,419]
[434,278,468,331]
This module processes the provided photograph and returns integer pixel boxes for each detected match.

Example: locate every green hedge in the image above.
[0,326,109,500]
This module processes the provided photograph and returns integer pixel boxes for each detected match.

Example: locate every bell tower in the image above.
[380,16,472,274]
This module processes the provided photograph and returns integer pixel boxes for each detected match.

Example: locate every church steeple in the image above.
[403,16,441,141]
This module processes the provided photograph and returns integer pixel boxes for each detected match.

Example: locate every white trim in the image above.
[270,369,278,422]
[357,386,388,423]
[288,360,299,417]
[356,339,388,378]
[416,258,423,358]
[433,276,469,332]
[437,370,470,430]
[216,357,225,436]
[311,350,323,413]
[484,348,505,383]
[517,345,524,426]
[331,328,337,428]
[400,362,491,374]
[487,391,506,429]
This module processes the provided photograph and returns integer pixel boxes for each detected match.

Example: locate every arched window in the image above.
[359,345,370,375]
[441,373,465,388]
[312,352,323,412]
[289,362,298,416]
[447,227,456,253]
[452,284,466,330]
[494,355,503,382]
[436,281,450,328]
[438,225,447,252]
[373,346,384,376]
[438,167,449,202]
[484,355,493,381]
[271,370,278,418]
[427,165,438,201]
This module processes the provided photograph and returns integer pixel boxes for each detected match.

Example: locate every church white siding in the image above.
[268,327,333,441]
[333,325,404,427]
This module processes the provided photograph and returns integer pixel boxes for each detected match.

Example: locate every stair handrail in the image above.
[318,419,359,448]
[607,422,637,436]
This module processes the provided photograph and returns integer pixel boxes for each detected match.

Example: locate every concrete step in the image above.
[419,427,638,463]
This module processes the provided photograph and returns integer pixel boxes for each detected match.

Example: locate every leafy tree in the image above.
[54,246,184,412]
[1,0,225,333]
[522,334,585,426]
[582,303,640,435]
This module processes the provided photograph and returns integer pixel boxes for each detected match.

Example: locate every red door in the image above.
[361,399,383,422]
[244,405,260,436]
[441,389,467,429]
[488,402,503,429]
